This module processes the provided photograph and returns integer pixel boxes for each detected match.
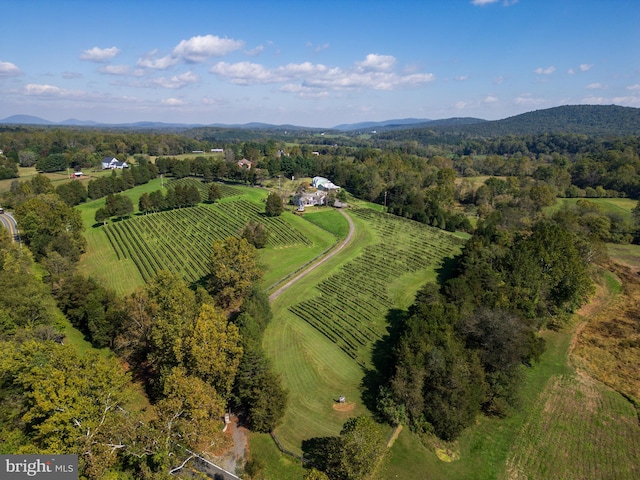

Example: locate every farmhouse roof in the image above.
[312,176,340,190]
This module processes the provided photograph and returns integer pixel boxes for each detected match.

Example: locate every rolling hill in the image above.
[433,105,640,136]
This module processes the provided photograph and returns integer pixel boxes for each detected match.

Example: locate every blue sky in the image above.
[1,0,638,127]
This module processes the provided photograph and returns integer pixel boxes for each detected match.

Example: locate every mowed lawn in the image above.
[262,210,463,455]
[264,212,375,454]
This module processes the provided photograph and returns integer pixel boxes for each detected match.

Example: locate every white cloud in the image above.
[80,46,120,62]
[0,60,21,76]
[280,84,330,99]
[356,54,396,72]
[172,34,244,62]
[99,65,132,75]
[306,42,330,53]
[151,71,199,89]
[137,35,244,70]
[514,93,545,106]
[161,98,185,106]
[136,51,179,70]
[484,95,499,103]
[245,45,265,56]
[569,64,593,75]
[612,95,640,106]
[534,66,556,75]
[494,75,505,85]
[626,84,640,91]
[455,75,470,81]
[471,0,518,5]
[582,95,640,107]
[585,83,606,89]
[210,54,434,93]
[24,84,65,96]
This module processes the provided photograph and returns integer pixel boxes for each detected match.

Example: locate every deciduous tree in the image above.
[207,237,262,310]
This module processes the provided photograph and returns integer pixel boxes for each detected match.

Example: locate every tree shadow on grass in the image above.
[361,308,408,417]
[301,436,339,471]
[436,254,462,286]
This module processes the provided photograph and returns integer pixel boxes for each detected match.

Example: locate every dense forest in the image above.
[1,106,639,479]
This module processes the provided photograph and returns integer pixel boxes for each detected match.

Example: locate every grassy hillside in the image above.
[76,179,337,296]
[264,207,464,454]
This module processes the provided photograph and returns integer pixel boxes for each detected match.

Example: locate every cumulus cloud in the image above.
[136,51,179,70]
[0,60,21,76]
[585,83,606,89]
[484,95,499,103]
[136,34,244,70]
[534,66,555,75]
[80,46,120,62]
[24,84,66,96]
[626,84,640,91]
[161,98,185,106]
[151,71,199,89]
[172,34,244,62]
[356,54,396,72]
[210,54,434,94]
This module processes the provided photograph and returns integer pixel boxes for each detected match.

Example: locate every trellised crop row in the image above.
[102,200,311,283]
[289,207,464,366]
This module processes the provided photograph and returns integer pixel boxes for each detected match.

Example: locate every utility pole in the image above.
[384,191,387,208]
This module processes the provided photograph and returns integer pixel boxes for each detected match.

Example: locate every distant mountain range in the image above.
[2,105,639,136]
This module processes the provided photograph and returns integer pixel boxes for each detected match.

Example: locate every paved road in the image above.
[0,211,20,242]
[268,209,355,302]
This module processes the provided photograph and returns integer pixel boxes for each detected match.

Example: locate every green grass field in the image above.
[551,197,637,221]
[263,208,464,456]
[300,209,350,239]
[76,179,337,296]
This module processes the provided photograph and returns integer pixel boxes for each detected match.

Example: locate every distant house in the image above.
[312,176,340,191]
[294,190,327,211]
[73,172,83,178]
[211,148,224,153]
[101,157,128,169]
[237,158,252,169]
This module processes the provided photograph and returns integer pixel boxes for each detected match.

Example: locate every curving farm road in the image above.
[268,209,355,302]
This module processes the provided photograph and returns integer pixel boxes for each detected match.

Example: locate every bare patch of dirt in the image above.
[332,401,356,412]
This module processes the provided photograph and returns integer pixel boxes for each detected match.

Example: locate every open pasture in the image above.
[502,373,640,480]
[102,201,312,283]
[288,207,464,366]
